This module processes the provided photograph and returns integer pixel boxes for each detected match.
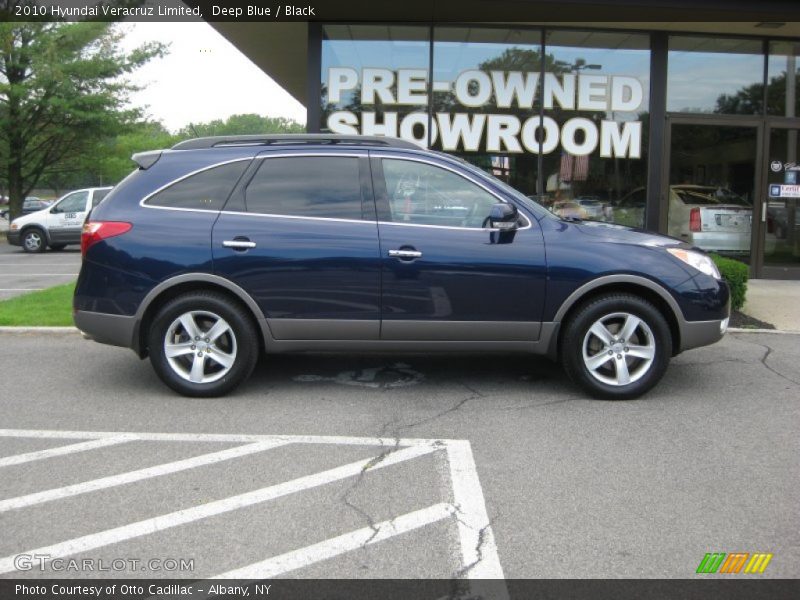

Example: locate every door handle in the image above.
[223,240,256,250]
[388,249,422,259]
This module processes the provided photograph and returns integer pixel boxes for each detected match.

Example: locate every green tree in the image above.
[91,121,178,185]
[0,19,165,219]
[177,113,305,138]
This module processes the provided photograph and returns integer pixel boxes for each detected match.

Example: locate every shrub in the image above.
[710,254,748,311]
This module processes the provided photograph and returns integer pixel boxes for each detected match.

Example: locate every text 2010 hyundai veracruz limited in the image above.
[74,135,730,399]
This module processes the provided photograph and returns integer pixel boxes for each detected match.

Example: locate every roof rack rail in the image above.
[171,134,421,151]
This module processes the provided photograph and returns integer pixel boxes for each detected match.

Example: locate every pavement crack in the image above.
[338,381,485,569]
[338,416,402,554]
[735,337,800,386]
[447,503,500,597]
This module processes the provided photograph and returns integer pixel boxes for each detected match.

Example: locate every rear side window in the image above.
[146,161,248,210]
[245,156,363,220]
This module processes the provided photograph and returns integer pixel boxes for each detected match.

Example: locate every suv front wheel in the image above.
[148,292,259,397]
[561,293,672,400]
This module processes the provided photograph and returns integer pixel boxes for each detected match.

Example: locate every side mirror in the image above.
[488,203,519,230]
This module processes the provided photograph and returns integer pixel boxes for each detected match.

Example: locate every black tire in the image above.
[147,291,259,397]
[21,227,47,253]
[49,243,67,251]
[560,293,672,400]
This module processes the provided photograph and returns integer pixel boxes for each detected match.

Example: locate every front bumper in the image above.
[679,317,728,352]
[74,310,137,350]
[6,230,21,246]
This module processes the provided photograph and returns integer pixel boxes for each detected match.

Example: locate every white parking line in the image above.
[0,440,286,512]
[212,503,457,579]
[0,274,76,276]
[0,429,505,585]
[0,436,135,468]
[0,444,437,575]
[446,440,505,578]
[0,428,445,446]
[0,288,43,292]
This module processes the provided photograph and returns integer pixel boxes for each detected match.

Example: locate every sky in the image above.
[118,22,307,132]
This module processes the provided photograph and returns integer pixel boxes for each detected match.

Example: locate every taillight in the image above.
[689,207,701,232]
[81,221,132,256]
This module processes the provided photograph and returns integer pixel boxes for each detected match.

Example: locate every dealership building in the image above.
[212,3,800,279]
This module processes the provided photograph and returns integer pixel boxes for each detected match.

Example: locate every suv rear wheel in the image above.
[561,294,672,400]
[22,227,46,253]
[148,291,259,397]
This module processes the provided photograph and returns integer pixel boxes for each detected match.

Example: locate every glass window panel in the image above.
[245,157,363,220]
[431,27,542,196]
[146,161,248,211]
[667,124,757,265]
[767,41,800,117]
[667,36,764,114]
[91,189,110,208]
[55,191,89,213]
[381,158,501,228]
[541,30,650,227]
[321,25,431,145]
[764,128,800,269]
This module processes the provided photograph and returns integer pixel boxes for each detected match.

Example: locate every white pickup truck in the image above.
[6,187,112,253]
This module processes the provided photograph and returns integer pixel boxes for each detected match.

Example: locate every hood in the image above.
[572,220,690,249]
[11,208,49,226]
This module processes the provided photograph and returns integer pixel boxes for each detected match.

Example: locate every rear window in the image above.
[145,161,249,210]
[674,188,750,207]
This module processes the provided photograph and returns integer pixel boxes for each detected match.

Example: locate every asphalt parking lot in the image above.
[0,327,798,585]
[0,241,81,300]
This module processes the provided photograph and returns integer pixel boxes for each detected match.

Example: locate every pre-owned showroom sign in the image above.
[326,68,644,158]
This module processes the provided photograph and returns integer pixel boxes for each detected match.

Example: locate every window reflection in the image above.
[321,25,431,144]
[431,27,542,195]
[667,36,764,114]
[667,124,757,263]
[768,41,800,117]
[541,31,650,228]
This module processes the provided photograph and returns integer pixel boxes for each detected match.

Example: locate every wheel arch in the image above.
[551,275,683,359]
[133,273,268,358]
[20,223,50,244]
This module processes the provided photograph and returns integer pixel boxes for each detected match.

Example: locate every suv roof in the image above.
[171,134,421,151]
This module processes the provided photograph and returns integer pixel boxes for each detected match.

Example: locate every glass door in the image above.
[760,125,800,279]
[665,120,760,268]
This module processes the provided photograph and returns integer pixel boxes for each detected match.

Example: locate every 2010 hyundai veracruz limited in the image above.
[74,135,730,399]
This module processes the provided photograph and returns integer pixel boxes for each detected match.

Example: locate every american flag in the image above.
[559,153,589,182]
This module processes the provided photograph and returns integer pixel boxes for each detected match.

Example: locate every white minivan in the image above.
[6,187,112,253]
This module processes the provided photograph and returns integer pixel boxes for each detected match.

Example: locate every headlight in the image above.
[9,222,18,231]
[667,248,721,279]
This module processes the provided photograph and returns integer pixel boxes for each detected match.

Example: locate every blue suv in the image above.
[74,135,730,399]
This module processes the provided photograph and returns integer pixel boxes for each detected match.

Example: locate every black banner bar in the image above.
[1,579,799,600]
[2,0,800,23]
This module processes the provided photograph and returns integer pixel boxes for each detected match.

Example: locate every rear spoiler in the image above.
[131,150,163,170]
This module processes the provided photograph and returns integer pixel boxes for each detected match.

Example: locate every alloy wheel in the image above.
[163,310,238,384]
[581,312,656,386]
